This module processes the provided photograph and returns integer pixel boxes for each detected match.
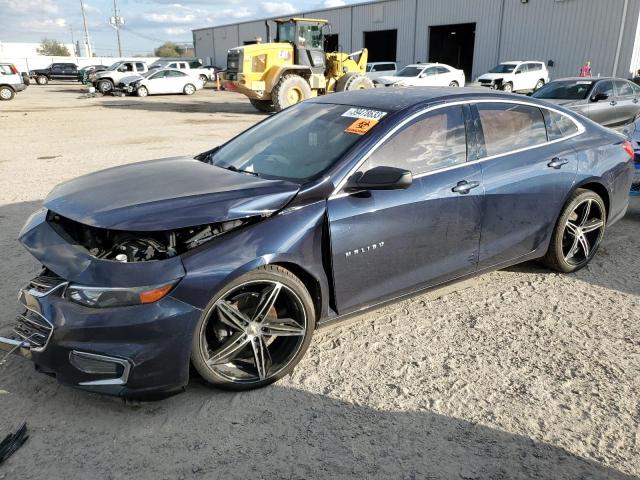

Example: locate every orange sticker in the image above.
[345,118,378,135]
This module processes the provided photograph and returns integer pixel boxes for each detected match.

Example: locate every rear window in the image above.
[543,110,579,140]
[477,103,547,157]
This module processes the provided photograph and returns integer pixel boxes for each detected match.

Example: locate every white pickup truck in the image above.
[148,59,213,84]
[92,61,149,93]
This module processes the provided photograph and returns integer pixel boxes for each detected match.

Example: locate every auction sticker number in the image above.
[342,108,387,121]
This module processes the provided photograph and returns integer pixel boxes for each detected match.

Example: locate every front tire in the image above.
[97,79,113,94]
[502,82,513,93]
[250,98,276,113]
[0,86,15,101]
[272,74,312,111]
[136,86,148,97]
[183,83,196,95]
[335,72,375,92]
[542,189,606,273]
[191,265,316,390]
[36,75,48,85]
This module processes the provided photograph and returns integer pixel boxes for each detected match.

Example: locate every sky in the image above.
[0,0,358,56]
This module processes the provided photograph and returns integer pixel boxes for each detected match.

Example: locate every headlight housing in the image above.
[66,281,176,308]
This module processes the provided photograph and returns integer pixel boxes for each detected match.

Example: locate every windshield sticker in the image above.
[342,108,387,121]
[577,81,593,84]
[345,118,379,135]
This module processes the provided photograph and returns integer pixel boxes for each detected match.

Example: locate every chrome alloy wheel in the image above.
[199,280,307,384]
[561,198,605,266]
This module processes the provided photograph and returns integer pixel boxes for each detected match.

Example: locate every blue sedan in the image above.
[1,88,635,398]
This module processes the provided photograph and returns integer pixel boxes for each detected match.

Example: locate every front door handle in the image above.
[610,100,617,106]
[548,157,569,169]
[633,98,639,103]
[452,180,480,194]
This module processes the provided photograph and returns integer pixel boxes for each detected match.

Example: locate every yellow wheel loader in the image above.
[224,18,374,112]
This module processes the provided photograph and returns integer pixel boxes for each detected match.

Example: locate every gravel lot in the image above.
[0,83,638,479]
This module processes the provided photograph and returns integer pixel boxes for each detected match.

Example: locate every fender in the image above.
[172,200,331,320]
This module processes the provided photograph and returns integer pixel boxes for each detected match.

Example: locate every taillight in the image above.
[622,140,635,161]
[10,64,18,74]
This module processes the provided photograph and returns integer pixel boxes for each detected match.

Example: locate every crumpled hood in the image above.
[119,74,143,85]
[376,75,404,85]
[477,73,509,81]
[44,157,300,231]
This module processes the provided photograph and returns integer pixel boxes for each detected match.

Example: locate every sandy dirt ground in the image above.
[0,84,638,479]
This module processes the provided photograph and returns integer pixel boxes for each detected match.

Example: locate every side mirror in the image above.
[514,70,522,74]
[419,73,426,78]
[345,166,412,191]
[591,92,608,102]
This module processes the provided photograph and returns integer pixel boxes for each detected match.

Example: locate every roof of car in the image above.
[551,77,617,82]
[310,86,536,113]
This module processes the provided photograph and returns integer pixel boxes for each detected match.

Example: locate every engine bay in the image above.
[48,212,249,262]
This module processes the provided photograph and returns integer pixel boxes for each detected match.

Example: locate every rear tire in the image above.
[191,265,316,391]
[535,79,545,90]
[36,75,48,85]
[184,83,196,95]
[335,72,374,92]
[272,74,312,111]
[250,99,276,113]
[0,86,15,101]
[542,189,607,273]
[199,74,208,85]
[449,81,459,87]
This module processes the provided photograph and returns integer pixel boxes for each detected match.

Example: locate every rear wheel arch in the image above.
[573,180,610,219]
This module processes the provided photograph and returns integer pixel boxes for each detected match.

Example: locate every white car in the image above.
[476,61,549,93]
[365,62,397,80]
[149,59,214,84]
[118,68,204,97]
[374,63,465,87]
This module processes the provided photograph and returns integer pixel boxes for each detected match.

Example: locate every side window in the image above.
[189,61,202,68]
[361,106,467,175]
[424,67,436,76]
[135,63,145,71]
[382,63,395,71]
[526,63,541,71]
[615,80,634,97]
[631,83,640,95]
[435,66,449,74]
[150,71,166,79]
[0,65,10,75]
[593,80,614,97]
[166,70,186,77]
[476,103,547,157]
[543,109,579,141]
[168,63,177,69]
[515,64,527,73]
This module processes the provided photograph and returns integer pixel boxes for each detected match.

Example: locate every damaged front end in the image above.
[48,211,253,263]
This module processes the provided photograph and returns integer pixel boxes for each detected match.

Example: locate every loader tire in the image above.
[250,99,276,113]
[335,73,374,92]
[272,74,312,111]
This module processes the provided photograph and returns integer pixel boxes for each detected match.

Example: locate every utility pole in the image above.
[109,0,125,57]
[69,25,76,55]
[79,0,93,57]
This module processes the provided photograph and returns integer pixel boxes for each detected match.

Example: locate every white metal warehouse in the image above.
[193,0,640,82]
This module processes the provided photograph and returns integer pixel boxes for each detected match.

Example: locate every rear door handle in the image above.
[548,157,569,169]
[452,180,480,194]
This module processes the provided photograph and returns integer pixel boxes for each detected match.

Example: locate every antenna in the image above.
[109,0,125,57]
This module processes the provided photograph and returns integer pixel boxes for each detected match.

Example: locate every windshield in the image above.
[532,80,595,100]
[210,103,383,181]
[396,66,423,77]
[107,62,122,71]
[489,64,517,74]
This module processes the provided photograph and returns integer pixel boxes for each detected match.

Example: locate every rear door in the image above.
[613,80,640,124]
[50,63,64,79]
[328,105,483,313]
[473,102,580,268]
[166,70,188,92]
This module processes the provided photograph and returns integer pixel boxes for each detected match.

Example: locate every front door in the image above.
[328,105,483,313]
[587,80,618,126]
[473,102,579,268]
